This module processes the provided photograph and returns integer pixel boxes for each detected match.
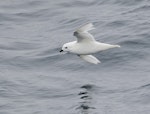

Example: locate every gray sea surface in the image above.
[0,0,150,114]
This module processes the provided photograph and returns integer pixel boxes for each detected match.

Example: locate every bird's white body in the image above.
[65,41,120,55]
[60,23,120,64]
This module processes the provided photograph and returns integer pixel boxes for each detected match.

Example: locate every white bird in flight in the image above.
[60,23,120,64]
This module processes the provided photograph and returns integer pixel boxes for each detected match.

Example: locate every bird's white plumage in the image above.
[74,23,95,42]
[60,23,120,64]
[79,55,100,64]
[76,23,95,32]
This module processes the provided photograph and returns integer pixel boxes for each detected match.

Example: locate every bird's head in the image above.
[60,43,70,52]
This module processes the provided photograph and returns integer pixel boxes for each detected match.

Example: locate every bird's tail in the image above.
[76,23,95,32]
[114,45,121,48]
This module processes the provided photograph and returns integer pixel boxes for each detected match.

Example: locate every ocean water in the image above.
[0,0,150,114]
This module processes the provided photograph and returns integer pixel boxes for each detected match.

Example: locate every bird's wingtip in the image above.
[76,23,95,32]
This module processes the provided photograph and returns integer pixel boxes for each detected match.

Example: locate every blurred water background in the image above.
[0,0,150,114]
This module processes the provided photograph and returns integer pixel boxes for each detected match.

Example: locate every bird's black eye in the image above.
[65,47,68,49]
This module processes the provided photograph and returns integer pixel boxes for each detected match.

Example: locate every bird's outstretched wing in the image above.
[73,23,96,42]
[79,55,100,64]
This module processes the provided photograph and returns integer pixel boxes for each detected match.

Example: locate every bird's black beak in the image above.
[60,50,63,52]
[73,31,78,36]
